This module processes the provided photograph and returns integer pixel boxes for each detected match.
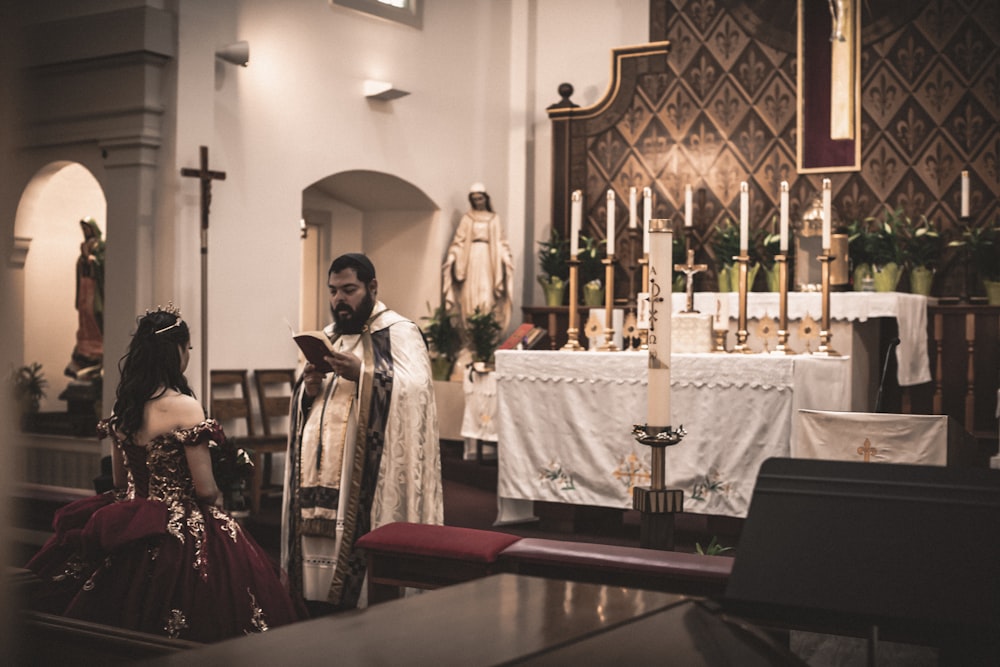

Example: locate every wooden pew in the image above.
[9,568,201,665]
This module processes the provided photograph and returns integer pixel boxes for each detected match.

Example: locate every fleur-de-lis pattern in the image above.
[562,0,998,297]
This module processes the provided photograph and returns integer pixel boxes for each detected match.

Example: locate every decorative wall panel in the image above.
[551,0,999,297]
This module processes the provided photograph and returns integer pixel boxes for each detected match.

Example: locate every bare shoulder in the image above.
[143,390,206,442]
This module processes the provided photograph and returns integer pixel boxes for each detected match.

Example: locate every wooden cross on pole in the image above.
[180,146,226,409]
[674,248,707,313]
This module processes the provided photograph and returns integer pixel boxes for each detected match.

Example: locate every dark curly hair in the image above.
[109,309,194,438]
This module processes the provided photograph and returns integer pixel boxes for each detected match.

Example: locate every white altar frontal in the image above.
[494,350,851,522]
[679,292,932,412]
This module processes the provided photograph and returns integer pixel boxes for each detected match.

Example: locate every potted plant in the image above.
[847,218,876,290]
[757,218,782,292]
[537,227,570,306]
[421,303,463,381]
[901,215,942,296]
[578,235,606,306]
[711,219,740,292]
[868,206,905,292]
[949,220,1000,304]
[10,362,47,428]
[466,306,502,370]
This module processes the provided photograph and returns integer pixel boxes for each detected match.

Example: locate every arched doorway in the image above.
[301,170,441,331]
[13,162,107,417]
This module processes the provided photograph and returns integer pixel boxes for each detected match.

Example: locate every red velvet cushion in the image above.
[356,522,522,563]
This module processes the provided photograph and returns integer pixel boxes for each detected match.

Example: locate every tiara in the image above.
[149,302,184,335]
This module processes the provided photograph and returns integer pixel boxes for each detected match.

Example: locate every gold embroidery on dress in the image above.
[245,589,269,633]
[187,506,207,578]
[53,555,85,582]
[210,505,240,541]
[164,609,189,638]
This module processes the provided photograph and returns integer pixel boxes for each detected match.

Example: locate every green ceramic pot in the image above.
[853,264,873,291]
[582,283,604,306]
[909,266,934,296]
[872,262,901,292]
[985,280,1000,305]
[541,280,566,306]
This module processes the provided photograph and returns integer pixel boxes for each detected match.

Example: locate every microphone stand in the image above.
[874,337,900,413]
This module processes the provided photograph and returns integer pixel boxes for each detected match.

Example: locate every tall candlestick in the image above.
[739,182,749,252]
[961,170,969,217]
[606,189,616,256]
[684,184,693,228]
[629,187,637,228]
[570,190,582,256]
[821,178,832,250]
[779,181,789,252]
[647,220,672,426]
[643,187,652,254]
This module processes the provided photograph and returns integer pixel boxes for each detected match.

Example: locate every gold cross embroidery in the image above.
[612,454,650,494]
[857,437,876,462]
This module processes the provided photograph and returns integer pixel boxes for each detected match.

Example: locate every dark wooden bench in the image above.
[356,522,733,604]
[9,567,201,665]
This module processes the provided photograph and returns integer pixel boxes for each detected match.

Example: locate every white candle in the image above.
[779,181,789,252]
[821,178,832,250]
[712,295,730,332]
[606,189,616,256]
[643,187,652,254]
[629,187,637,228]
[961,170,969,218]
[684,184,693,228]
[739,181,749,252]
[647,220,672,426]
[570,190,582,256]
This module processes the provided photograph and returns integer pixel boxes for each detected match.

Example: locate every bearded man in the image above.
[281,253,443,614]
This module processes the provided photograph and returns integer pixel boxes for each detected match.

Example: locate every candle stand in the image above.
[814,252,839,356]
[561,258,584,351]
[632,424,686,550]
[599,256,619,351]
[712,329,727,353]
[733,253,752,353]
[771,254,795,355]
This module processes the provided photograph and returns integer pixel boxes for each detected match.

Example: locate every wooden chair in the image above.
[209,369,283,516]
[248,369,297,515]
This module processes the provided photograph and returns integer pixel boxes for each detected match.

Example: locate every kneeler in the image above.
[355,522,522,604]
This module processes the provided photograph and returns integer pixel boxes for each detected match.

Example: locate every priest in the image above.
[281,253,444,614]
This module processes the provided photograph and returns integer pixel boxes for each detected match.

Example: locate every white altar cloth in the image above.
[674,292,932,387]
[495,350,851,521]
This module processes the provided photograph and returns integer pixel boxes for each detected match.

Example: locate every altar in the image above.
[494,350,851,522]
[670,292,931,412]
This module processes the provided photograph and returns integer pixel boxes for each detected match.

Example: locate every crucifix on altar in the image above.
[180,145,226,405]
[674,248,707,314]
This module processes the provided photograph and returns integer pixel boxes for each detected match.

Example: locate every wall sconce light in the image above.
[216,41,250,67]
[363,79,409,101]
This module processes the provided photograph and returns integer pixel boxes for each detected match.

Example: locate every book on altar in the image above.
[293,330,335,374]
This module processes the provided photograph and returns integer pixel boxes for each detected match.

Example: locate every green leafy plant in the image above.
[466,306,502,366]
[756,216,781,269]
[421,302,463,365]
[695,535,733,556]
[901,215,943,269]
[577,234,606,287]
[10,362,47,413]
[711,219,740,269]
[847,218,876,269]
[868,206,905,267]
[948,220,1000,282]
[537,227,570,287]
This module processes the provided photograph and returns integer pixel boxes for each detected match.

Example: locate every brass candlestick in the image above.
[771,254,795,354]
[561,258,584,351]
[815,252,839,356]
[733,253,752,353]
[599,256,619,350]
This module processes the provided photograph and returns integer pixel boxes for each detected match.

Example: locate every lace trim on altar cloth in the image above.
[496,354,795,392]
